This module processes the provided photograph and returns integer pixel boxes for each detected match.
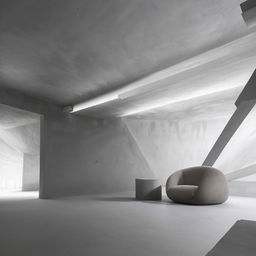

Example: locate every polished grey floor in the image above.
[1,192,256,256]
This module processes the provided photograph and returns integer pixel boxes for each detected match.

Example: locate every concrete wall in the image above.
[22,154,40,191]
[125,114,256,197]
[124,117,229,183]
[0,138,23,191]
[40,113,154,198]
[228,181,256,197]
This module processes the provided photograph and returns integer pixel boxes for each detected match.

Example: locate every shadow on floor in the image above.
[93,196,136,202]
[93,196,175,205]
[141,199,174,205]
[92,196,230,207]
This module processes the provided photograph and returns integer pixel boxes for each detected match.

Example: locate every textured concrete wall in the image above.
[22,154,40,191]
[124,118,229,183]
[40,113,154,198]
[125,114,256,197]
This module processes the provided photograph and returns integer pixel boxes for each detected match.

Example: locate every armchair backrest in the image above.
[167,166,221,186]
[182,167,207,185]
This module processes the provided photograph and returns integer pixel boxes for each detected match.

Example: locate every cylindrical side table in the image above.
[135,178,162,200]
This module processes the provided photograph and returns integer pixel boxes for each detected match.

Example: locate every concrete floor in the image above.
[0,192,256,256]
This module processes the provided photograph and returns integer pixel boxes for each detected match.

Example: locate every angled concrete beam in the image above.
[235,68,256,106]
[203,100,255,166]
[203,68,256,166]
[241,0,256,28]
[226,163,256,181]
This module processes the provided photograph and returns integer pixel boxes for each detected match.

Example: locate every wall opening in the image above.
[0,104,40,197]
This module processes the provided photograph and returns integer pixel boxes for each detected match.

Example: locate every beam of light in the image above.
[121,84,243,117]
[70,92,119,113]
[0,191,39,200]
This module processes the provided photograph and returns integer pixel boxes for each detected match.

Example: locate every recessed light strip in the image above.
[69,92,119,113]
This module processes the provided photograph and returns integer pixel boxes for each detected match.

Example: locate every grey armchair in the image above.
[166,166,229,205]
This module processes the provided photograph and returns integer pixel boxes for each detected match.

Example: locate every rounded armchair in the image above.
[166,166,229,205]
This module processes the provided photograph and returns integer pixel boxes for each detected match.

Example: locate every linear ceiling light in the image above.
[64,92,119,113]
[241,0,256,28]
[63,44,232,113]
[121,84,243,117]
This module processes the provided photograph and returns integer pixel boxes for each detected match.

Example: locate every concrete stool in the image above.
[135,178,162,200]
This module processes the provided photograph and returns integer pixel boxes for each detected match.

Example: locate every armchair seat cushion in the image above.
[168,185,198,203]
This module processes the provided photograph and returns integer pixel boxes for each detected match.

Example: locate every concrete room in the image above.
[1,0,256,255]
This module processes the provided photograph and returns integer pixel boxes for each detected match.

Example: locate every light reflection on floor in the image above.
[0,191,39,200]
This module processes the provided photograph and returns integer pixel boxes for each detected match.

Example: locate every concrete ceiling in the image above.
[0,0,256,118]
[79,32,256,119]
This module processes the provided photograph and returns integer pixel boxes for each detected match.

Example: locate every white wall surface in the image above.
[0,138,23,191]
[0,103,40,192]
